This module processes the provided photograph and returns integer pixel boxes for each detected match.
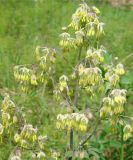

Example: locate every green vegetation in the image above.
[0,0,133,87]
[0,0,133,159]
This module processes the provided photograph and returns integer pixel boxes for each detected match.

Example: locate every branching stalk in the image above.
[68,45,83,160]
[120,125,124,160]
[78,119,100,148]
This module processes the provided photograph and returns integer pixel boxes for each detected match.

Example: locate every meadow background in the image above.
[0,0,133,159]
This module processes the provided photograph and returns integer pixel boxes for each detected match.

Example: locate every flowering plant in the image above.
[0,2,132,160]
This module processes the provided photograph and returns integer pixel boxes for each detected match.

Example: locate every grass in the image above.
[0,0,133,159]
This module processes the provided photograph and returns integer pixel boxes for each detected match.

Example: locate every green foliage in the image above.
[0,0,133,160]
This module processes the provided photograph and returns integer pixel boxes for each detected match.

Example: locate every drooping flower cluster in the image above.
[38,135,47,150]
[105,63,125,87]
[54,75,71,101]
[35,46,56,84]
[14,66,35,92]
[0,94,18,135]
[56,113,88,132]
[67,46,106,97]
[78,64,104,95]
[75,30,85,46]
[123,124,133,141]
[58,75,69,92]
[59,32,75,50]
[35,46,56,71]
[100,89,127,124]
[85,46,106,65]
[14,124,37,148]
[69,3,104,37]
[14,46,56,92]
[59,3,104,50]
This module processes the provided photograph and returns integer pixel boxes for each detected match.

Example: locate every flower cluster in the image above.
[75,30,85,46]
[58,75,69,92]
[38,135,47,150]
[0,94,48,158]
[14,46,56,92]
[69,3,104,37]
[54,75,70,101]
[105,63,125,87]
[56,113,88,132]
[78,64,104,95]
[85,46,106,66]
[14,66,31,82]
[0,94,18,134]
[14,66,36,92]
[35,46,56,84]
[59,3,104,50]
[100,89,127,124]
[35,46,56,71]
[14,124,37,148]
[59,32,75,50]
[123,124,133,141]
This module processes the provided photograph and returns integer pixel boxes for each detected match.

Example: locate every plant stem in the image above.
[120,125,124,160]
[73,46,83,106]
[68,129,73,160]
[68,45,83,160]
[70,130,73,150]
[79,119,100,147]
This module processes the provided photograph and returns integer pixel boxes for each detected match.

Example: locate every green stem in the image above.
[78,119,100,147]
[68,45,83,160]
[68,129,73,160]
[120,125,124,160]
